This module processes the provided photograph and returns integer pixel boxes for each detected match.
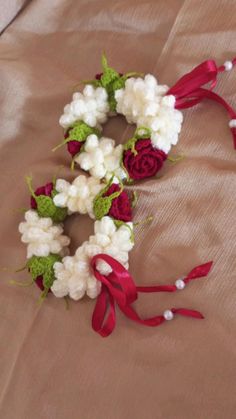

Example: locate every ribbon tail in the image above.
[136,284,176,293]
[185,261,213,283]
[119,303,204,328]
[172,308,204,319]
[119,302,165,327]
[92,285,116,337]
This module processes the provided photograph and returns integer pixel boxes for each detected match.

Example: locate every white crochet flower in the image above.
[115,75,183,154]
[53,175,103,218]
[93,216,134,274]
[19,210,70,259]
[59,85,109,129]
[76,134,126,180]
[51,216,134,300]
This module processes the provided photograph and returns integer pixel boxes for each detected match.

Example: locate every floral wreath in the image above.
[19,175,135,301]
[16,54,236,337]
[53,55,236,183]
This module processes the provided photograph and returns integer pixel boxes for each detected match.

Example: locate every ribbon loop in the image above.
[167,60,218,100]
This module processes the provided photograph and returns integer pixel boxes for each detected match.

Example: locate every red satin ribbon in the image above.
[91,254,213,337]
[168,58,236,148]
[167,60,219,100]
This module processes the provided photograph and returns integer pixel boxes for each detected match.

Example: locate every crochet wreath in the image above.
[18,173,213,338]
[16,54,236,337]
[19,175,134,301]
[54,55,183,182]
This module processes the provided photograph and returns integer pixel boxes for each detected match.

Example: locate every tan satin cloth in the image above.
[1,1,236,418]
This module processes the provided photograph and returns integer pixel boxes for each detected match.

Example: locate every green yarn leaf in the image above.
[93,196,113,220]
[107,93,117,112]
[100,54,124,111]
[101,69,119,88]
[26,175,67,221]
[52,121,101,152]
[101,54,119,88]
[27,254,62,290]
[93,178,123,220]
[68,121,101,143]
[35,190,67,222]
[36,195,57,218]
[112,77,125,91]
[52,206,68,223]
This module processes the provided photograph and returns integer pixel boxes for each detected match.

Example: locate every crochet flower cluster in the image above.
[59,85,109,129]
[76,134,125,180]
[51,216,134,300]
[19,210,70,258]
[53,175,103,217]
[115,75,183,154]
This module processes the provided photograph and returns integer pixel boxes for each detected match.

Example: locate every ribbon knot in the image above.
[91,254,213,337]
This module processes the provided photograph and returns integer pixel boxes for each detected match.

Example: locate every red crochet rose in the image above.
[104,184,132,222]
[30,182,54,209]
[123,138,167,180]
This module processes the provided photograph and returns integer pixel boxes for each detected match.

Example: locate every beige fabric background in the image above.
[1,1,236,418]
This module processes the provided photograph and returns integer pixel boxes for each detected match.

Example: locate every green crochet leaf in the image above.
[35,190,67,222]
[100,54,124,111]
[93,196,113,220]
[68,121,101,143]
[112,77,126,91]
[52,206,68,223]
[93,178,123,220]
[36,195,57,218]
[100,54,120,88]
[27,254,62,289]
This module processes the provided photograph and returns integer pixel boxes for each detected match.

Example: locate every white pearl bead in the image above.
[175,278,186,290]
[229,119,236,128]
[163,309,174,321]
[224,61,233,71]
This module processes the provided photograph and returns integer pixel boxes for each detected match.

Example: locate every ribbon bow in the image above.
[91,254,213,337]
[168,58,236,148]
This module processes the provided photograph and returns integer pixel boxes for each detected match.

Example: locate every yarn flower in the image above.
[115,74,183,153]
[59,85,109,129]
[76,134,123,180]
[19,210,70,258]
[103,183,132,221]
[92,178,132,221]
[123,138,167,180]
[53,175,103,217]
